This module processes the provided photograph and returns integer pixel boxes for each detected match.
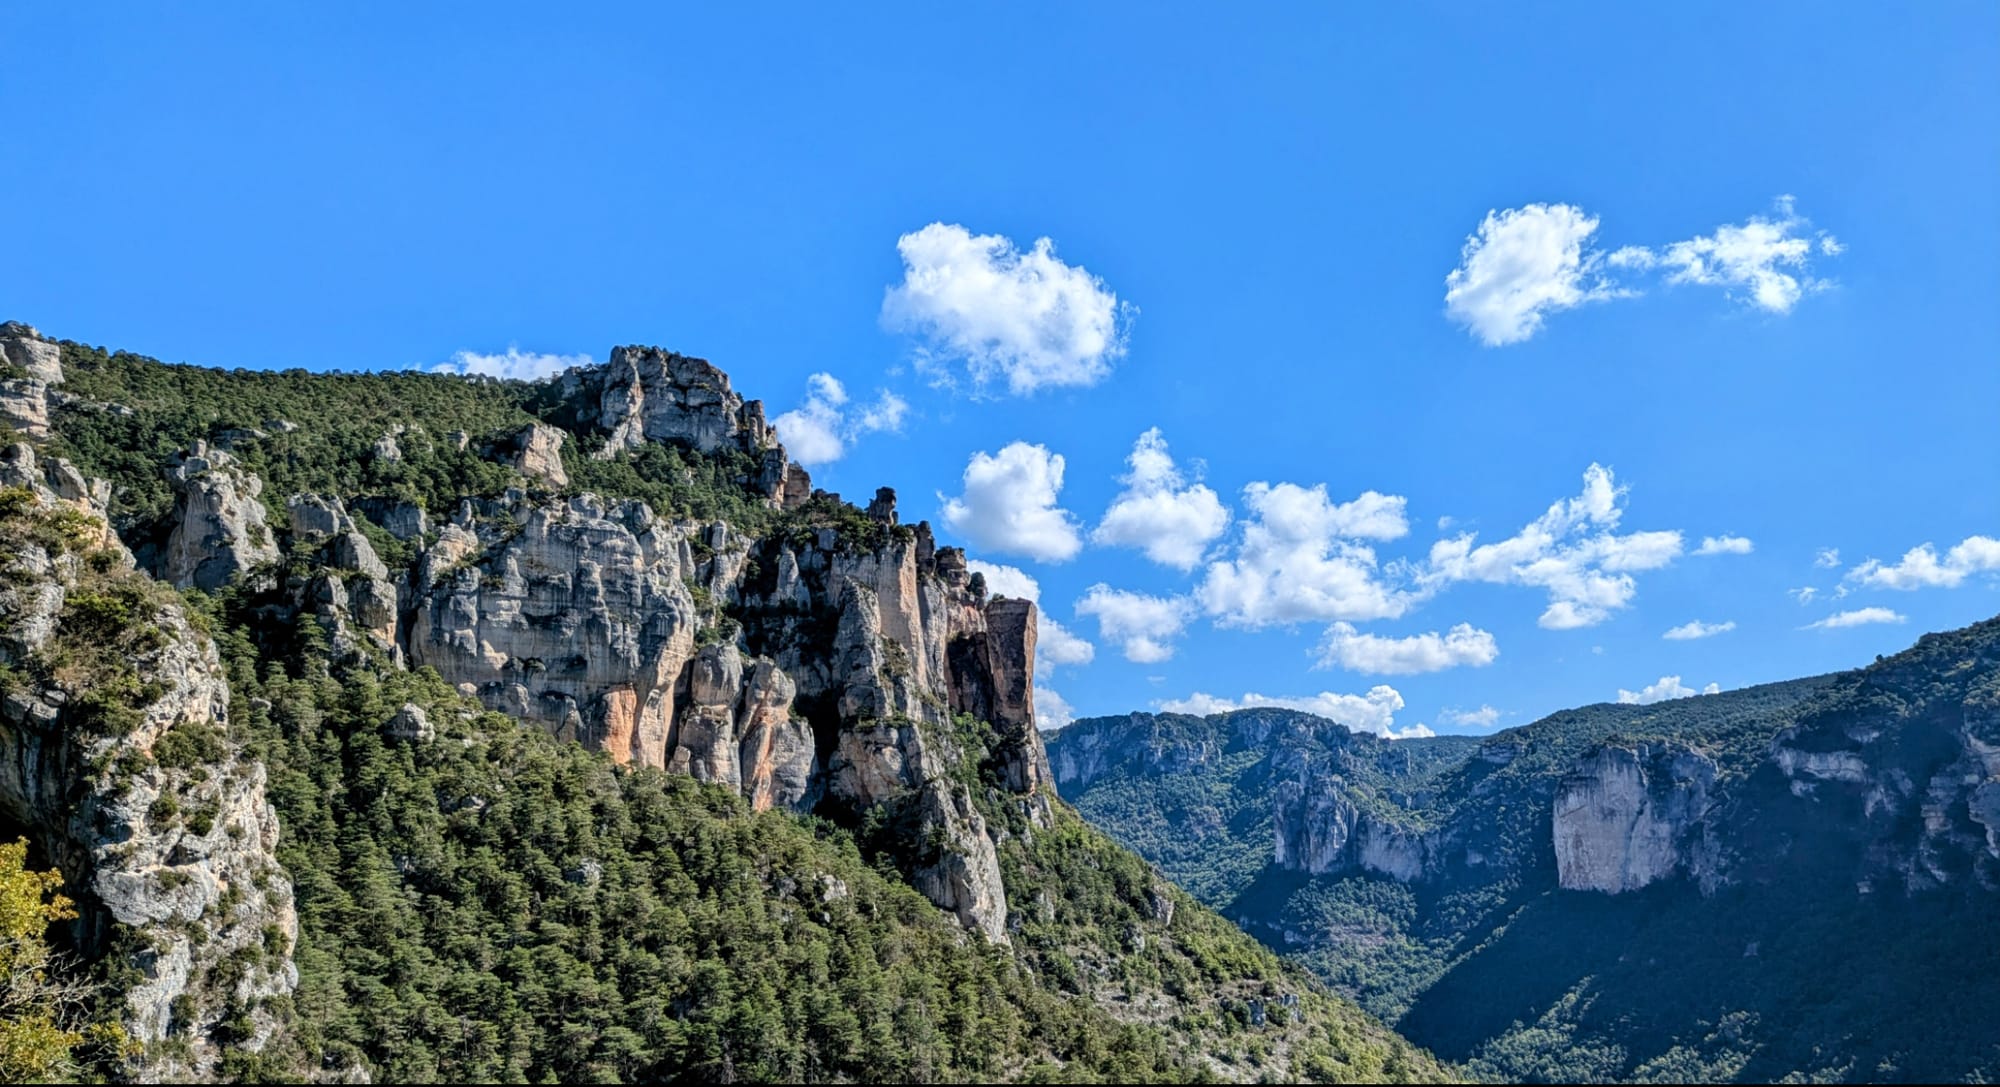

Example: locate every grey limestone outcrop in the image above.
[0,446,297,1080]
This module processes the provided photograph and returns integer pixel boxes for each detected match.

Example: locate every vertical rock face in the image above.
[284,494,402,663]
[1767,634,2000,891]
[0,449,297,1080]
[408,485,1051,939]
[495,423,570,488]
[0,322,62,440]
[111,343,1058,945]
[1553,743,1716,893]
[560,346,775,458]
[409,494,707,770]
[0,322,63,383]
[162,442,280,590]
[1272,775,1434,881]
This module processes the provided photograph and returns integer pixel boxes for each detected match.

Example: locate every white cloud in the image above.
[1156,685,1407,737]
[771,372,908,467]
[964,558,1039,602]
[1695,535,1754,556]
[1076,585,1194,663]
[1664,619,1736,640]
[1092,428,1231,571]
[1197,482,1413,627]
[963,559,1096,675]
[1037,618,1097,670]
[1155,692,1242,716]
[881,222,1133,395]
[1444,204,1626,346]
[1804,607,1907,630]
[1036,685,1076,732]
[1617,675,1721,705]
[1388,722,1437,740]
[1438,705,1502,730]
[1845,536,2000,590]
[1444,197,1841,343]
[429,347,594,382]
[1314,621,1499,675]
[1814,548,1842,569]
[1660,196,1834,314]
[1422,463,1683,630]
[941,442,1084,562]
[1790,586,1819,605]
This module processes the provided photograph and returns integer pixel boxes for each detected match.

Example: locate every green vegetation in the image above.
[1051,624,2000,1083]
[9,337,1454,1081]
[0,839,105,1083]
[184,582,1437,1082]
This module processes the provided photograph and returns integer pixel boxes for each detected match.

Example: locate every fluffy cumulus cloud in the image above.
[1092,429,1231,571]
[1445,197,1841,344]
[964,558,1040,602]
[941,443,1084,562]
[1315,622,1499,675]
[1845,536,2000,590]
[1805,607,1907,630]
[1617,675,1721,705]
[1156,685,1408,737]
[881,223,1133,395]
[429,348,595,382]
[1653,196,1837,314]
[1422,463,1683,629]
[1664,619,1736,640]
[1075,585,1194,663]
[1438,705,1502,730]
[1197,482,1412,627]
[1035,685,1077,732]
[1444,204,1626,346]
[770,373,909,467]
[1695,535,1754,556]
[963,559,1095,676]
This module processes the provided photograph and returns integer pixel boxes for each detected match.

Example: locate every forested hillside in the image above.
[0,323,1443,1082]
[1050,622,2000,1082]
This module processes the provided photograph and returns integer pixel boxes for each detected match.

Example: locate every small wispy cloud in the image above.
[1845,536,2000,591]
[1438,705,1502,729]
[429,347,594,382]
[1804,607,1906,630]
[1663,619,1736,640]
[1695,535,1754,556]
[1617,675,1720,705]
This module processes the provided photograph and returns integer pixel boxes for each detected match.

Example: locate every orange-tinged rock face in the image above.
[599,687,638,766]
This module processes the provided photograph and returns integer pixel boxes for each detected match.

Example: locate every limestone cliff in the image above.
[1551,742,1716,893]
[402,481,1048,938]
[555,344,809,505]
[92,345,1060,944]
[1768,629,2000,892]
[0,445,297,1080]
[0,322,63,440]
[161,442,279,591]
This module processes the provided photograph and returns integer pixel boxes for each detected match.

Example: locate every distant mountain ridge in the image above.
[1049,617,2000,1082]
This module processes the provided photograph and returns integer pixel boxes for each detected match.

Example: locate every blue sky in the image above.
[5,4,1997,735]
